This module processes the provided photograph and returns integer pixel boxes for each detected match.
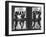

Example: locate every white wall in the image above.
[0,0,46,37]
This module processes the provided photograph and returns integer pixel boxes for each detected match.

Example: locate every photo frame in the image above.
[5,1,45,36]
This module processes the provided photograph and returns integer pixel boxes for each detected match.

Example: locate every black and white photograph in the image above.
[5,1,45,36]
[12,6,41,30]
